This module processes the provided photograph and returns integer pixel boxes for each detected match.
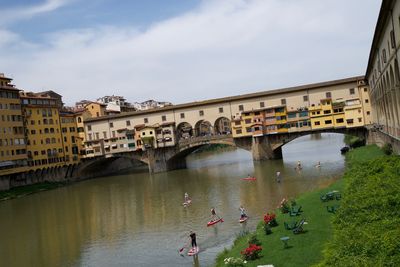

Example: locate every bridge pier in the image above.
[147,147,186,173]
[251,136,283,160]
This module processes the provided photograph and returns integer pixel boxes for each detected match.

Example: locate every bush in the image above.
[382,143,393,155]
[241,244,262,261]
[223,257,246,267]
[248,234,261,246]
[318,156,400,266]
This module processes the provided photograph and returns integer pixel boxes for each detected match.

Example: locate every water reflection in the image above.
[0,133,345,267]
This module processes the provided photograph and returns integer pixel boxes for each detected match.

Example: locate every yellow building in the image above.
[140,126,157,149]
[20,92,66,170]
[309,99,334,130]
[60,112,82,164]
[84,102,107,118]
[0,74,28,175]
[344,98,365,128]
[332,102,346,128]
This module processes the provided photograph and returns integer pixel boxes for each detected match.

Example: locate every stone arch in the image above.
[194,120,213,137]
[214,117,231,135]
[176,122,193,140]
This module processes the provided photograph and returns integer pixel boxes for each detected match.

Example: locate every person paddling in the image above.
[184,192,190,203]
[239,205,247,218]
[276,171,281,183]
[189,231,197,251]
[211,207,220,221]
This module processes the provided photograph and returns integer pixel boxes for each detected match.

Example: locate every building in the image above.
[97,95,136,113]
[20,91,66,170]
[366,0,400,138]
[0,74,27,175]
[132,100,173,111]
[84,102,107,118]
[59,111,82,164]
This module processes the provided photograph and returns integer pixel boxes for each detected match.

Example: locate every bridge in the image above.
[79,76,373,174]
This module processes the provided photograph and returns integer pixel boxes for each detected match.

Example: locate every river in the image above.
[0,133,346,267]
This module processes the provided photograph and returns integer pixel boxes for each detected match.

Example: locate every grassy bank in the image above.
[0,181,66,201]
[215,145,387,267]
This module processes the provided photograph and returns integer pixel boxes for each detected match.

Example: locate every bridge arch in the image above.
[176,122,193,140]
[194,120,213,137]
[214,117,231,135]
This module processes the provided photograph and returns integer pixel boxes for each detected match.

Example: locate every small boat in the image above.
[340,146,350,154]
[241,177,256,181]
[183,199,192,206]
[239,216,248,223]
[187,246,199,256]
[207,218,224,227]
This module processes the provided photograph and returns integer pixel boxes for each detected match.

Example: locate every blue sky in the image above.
[0,0,381,105]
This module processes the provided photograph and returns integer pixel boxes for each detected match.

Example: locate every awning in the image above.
[0,161,16,167]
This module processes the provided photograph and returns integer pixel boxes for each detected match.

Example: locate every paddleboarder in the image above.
[239,206,247,218]
[189,231,197,250]
[276,171,281,183]
[184,192,190,202]
[211,207,220,221]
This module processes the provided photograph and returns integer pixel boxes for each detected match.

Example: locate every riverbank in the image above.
[0,181,67,201]
[215,145,387,267]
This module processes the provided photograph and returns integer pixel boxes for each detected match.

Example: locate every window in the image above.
[219,107,223,113]
[346,119,354,124]
[246,127,252,133]
[358,118,362,122]
[235,129,242,134]
[349,88,355,95]
[303,95,308,102]
[88,125,92,131]
[144,118,148,123]
[325,120,332,124]
[365,99,369,103]
[78,117,82,123]
[391,30,396,48]
[314,121,320,126]
[234,121,241,125]
[180,113,185,119]
[367,111,370,115]
[326,92,332,98]
[103,131,107,139]
[245,119,251,124]
[281,99,286,105]
[382,49,387,63]
[95,132,99,139]
[260,102,265,108]
[364,88,368,92]
[239,105,244,111]
[336,118,344,123]
[126,120,131,126]
[199,110,204,116]
[323,110,331,114]
[162,115,166,121]
[109,122,114,128]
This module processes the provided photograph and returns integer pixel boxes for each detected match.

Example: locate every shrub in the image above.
[318,156,400,266]
[223,257,246,267]
[241,244,262,261]
[278,198,290,213]
[264,212,278,227]
[382,143,393,155]
[248,234,261,246]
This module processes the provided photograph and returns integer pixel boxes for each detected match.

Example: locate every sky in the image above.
[0,0,382,106]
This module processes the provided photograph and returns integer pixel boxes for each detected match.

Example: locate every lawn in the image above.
[215,145,387,267]
[0,181,66,201]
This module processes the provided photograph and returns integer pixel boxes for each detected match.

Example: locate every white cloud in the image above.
[0,0,70,25]
[0,0,381,105]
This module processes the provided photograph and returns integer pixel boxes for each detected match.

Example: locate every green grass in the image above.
[215,144,386,267]
[0,181,66,201]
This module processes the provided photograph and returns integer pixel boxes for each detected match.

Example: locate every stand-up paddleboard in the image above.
[188,246,199,256]
[239,216,248,223]
[183,199,192,206]
[241,177,256,181]
[207,218,224,227]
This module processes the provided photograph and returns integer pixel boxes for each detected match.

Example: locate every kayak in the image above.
[241,177,256,181]
[183,199,192,206]
[239,216,249,223]
[207,218,224,227]
[188,246,199,256]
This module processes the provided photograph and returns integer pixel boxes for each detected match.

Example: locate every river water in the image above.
[0,133,346,267]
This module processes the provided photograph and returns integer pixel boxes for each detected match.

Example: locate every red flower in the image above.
[241,244,263,260]
[263,212,276,224]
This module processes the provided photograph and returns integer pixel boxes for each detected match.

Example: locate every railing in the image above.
[178,134,233,147]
